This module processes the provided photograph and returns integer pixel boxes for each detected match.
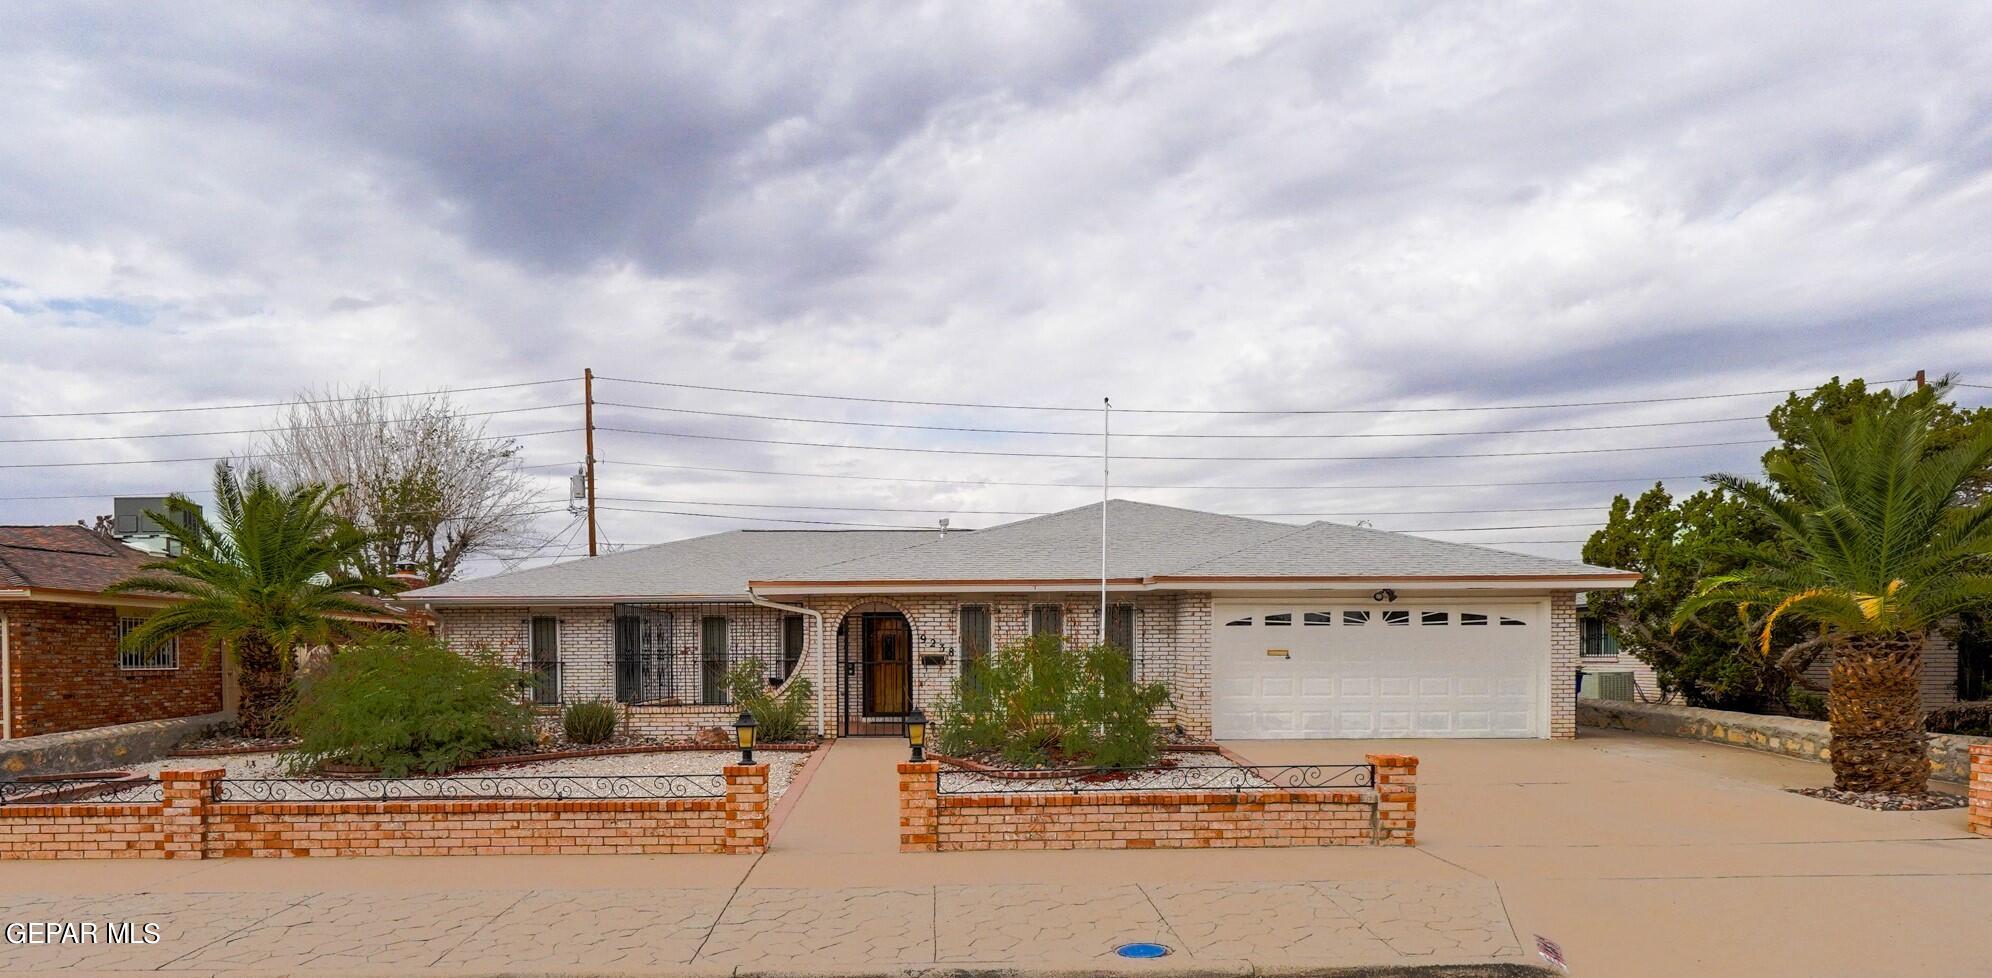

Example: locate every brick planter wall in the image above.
[1,765,770,860]
[1971,744,1990,839]
[897,755,1415,852]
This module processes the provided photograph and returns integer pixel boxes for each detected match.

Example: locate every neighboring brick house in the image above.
[1576,595,1984,709]
[403,501,1639,742]
[0,526,225,739]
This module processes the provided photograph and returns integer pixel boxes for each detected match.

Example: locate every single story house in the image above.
[401,501,1638,741]
[1,525,226,739]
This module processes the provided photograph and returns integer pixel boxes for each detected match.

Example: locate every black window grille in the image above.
[1580,617,1619,657]
[1107,603,1136,683]
[528,616,561,705]
[1030,604,1063,637]
[701,616,729,704]
[781,615,805,681]
[614,606,676,705]
[958,605,991,692]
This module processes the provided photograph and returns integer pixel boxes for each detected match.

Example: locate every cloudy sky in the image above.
[3,2,1990,576]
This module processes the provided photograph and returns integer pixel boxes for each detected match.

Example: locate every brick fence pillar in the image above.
[1367,754,1418,846]
[723,763,770,854]
[1971,744,1991,839]
[898,761,939,852]
[158,768,222,859]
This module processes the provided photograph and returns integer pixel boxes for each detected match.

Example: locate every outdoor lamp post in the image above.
[907,708,927,762]
[735,711,757,765]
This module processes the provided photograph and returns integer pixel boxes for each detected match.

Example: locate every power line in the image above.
[597,505,924,529]
[596,375,1894,416]
[0,428,582,469]
[594,400,1766,439]
[0,403,582,444]
[0,378,572,420]
[590,494,1605,517]
[595,501,1594,534]
[600,425,1771,461]
[602,458,1704,491]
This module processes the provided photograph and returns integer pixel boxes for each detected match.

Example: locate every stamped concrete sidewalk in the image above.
[3,733,1988,977]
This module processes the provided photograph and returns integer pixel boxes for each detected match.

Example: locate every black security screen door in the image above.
[839,612,913,736]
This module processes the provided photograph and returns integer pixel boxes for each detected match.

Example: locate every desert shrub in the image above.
[280,632,534,776]
[562,700,619,744]
[725,660,814,742]
[932,633,1170,768]
[1925,701,1992,737]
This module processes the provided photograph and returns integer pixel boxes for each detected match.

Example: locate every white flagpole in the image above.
[1100,396,1110,644]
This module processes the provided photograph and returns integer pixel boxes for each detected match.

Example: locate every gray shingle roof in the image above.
[757,501,1296,583]
[403,500,1631,604]
[1157,519,1630,579]
[399,529,939,602]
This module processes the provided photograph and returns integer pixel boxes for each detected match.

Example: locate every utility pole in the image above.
[1100,396,1110,645]
[584,367,599,557]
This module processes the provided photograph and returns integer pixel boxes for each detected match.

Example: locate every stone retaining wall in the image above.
[1578,699,1989,783]
[897,754,1415,851]
[0,711,231,778]
[0,765,768,859]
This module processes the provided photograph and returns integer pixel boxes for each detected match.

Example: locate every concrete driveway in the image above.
[1228,729,1992,978]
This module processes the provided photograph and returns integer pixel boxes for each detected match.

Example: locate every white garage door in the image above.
[1211,601,1546,739]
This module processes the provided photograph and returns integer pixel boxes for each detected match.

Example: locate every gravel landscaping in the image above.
[1788,786,1969,811]
[936,751,1291,794]
[123,748,811,799]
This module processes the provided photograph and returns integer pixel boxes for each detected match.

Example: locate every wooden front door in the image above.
[863,615,912,716]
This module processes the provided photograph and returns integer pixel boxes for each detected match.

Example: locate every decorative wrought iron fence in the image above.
[212,773,727,803]
[0,776,163,806]
[935,763,1374,796]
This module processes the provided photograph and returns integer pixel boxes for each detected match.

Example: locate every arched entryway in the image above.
[833,604,914,736]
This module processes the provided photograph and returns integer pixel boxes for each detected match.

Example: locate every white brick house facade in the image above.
[433,586,1584,741]
[411,501,1625,743]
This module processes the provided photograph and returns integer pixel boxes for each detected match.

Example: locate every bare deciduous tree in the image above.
[261,387,547,585]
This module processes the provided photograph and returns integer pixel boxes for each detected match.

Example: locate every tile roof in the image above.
[403,500,1633,603]
[0,525,162,594]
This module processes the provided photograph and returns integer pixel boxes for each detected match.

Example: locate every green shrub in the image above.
[279,632,534,776]
[725,660,814,742]
[932,633,1170,769]
[1786,690,1828,721]
[1925,701,1992,737]
[562,700,619,744]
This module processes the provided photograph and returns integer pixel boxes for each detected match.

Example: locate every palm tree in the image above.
[107,463,390,736]
[1677,392,1992,794]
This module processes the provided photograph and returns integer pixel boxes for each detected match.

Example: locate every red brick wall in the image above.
[0,766,769,859]
[1971,744,1990,839]
[4,602,223,738]
[899,756,1416,851]
[0,803,164,859]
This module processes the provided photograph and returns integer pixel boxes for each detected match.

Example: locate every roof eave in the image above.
[1150,574,1641,590]
[400,592,756,608]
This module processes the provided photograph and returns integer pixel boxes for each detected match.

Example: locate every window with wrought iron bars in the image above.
[612,603,789,707]
[117,616,177,671]
[528,616,561,705]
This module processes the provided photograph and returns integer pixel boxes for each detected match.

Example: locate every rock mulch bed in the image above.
[125,748,811,799]
[1788,786,1968,811]
[936,750,1278,794]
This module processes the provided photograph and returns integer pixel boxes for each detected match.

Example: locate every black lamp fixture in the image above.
[906,708,927,762]
[735,711,758,765]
